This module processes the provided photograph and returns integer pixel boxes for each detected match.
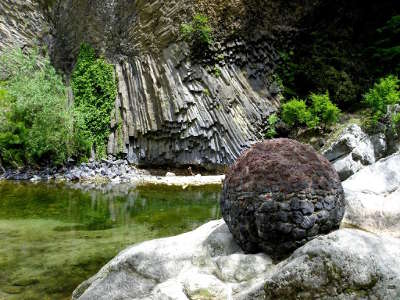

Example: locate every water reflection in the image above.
[0,181,221,300]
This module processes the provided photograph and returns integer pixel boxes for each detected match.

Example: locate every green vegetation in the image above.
[212,65,222,77]
[309,92,341,128]
[361,75,400,131]
[265,113,278,138]
[373,15,400,74]
[277,4,400,111]
[393,112,400,133]
[180,14,213,51]
[71,44,117,159]
[281,93,340,130]
[0,48,89,167]
[363,75,400,117]
[281,99,312,128]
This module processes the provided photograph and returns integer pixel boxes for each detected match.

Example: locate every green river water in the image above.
[0,181,221,300]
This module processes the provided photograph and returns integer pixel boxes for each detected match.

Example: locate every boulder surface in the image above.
[264,228,400,299]
[323,124,377,181]
[72,221,400,300]
[342,152,400,238]
[221,139,345,258]
[72,220,274,300]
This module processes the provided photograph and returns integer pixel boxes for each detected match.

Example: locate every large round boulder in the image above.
[221,138,345,258]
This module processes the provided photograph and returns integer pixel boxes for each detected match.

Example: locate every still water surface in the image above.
[0,181,221,300]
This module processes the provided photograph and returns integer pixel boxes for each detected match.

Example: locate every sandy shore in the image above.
[127,174,225,188]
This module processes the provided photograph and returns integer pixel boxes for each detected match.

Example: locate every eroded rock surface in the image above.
[342,152,400,238]
[72,220,400,300]
[264,228,400,299]
[323,124,377,181]
[72,220,275,300]
[221,139,345,258]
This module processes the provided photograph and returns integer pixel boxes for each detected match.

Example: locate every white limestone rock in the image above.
[264,228,400,299]
[342,152,400,238]
[323,124,376,180]
[72,220,274,300]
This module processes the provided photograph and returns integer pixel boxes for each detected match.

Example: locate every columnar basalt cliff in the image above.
[0,0,316,168]
[0,0,48,51]
[50,0,285,167]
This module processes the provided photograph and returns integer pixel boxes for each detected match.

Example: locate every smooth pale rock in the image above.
[165,172,176,177]
[342,152,400,237]
[72,220,274,300]
[73,220,400,300]
[264,228,400,299]
[323,124,376,180]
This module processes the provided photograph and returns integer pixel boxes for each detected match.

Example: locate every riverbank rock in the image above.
[72,220,275,300]
[221,139,345,258]
[72,220,400,300]
[323,124,378,181]
[264,228,400,299]
[342,152,400,238]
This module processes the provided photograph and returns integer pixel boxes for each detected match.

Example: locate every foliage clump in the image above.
[180,14,213,51]
[265,113,278,138]
[281,92,340,130]
[281,99,311,128]
[0,48,89,167]
[363,75,400,117]
[362,75,400,131]
[309,92,341,128]
[71,44,117,159]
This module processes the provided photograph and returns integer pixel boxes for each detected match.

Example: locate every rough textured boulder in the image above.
[264,228,400,299]
[72,220,274,300]
[221,139,345,258]
[323,124,378,181]
[342,152,400,238]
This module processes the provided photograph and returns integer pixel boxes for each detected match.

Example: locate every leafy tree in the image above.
[0,48,89,167]
[71,44,117,159]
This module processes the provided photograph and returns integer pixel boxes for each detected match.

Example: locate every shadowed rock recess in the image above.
[221,139,345,258]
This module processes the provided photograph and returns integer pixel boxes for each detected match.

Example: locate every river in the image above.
[0,181,221,299]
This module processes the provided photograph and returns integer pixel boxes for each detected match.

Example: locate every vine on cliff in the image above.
[71,44,117,159]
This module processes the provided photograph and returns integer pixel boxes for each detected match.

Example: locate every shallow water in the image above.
[0,181,221,300]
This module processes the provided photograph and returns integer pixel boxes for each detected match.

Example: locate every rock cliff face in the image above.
[0,0,49,51]
[0,0,316,168]
[51,0,283,167]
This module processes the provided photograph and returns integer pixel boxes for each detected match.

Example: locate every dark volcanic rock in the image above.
[220,138,345,258]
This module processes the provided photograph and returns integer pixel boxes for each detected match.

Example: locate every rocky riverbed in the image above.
[0,157,225,188]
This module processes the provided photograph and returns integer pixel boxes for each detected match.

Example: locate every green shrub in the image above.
[71,44,117,159]
[0,48,89,167]
[309,92,341,128]
[265,113,278,138]
[392,112,400,133]
[180,14,213,48]
[281,99,311,127]
[363,75,400,120]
